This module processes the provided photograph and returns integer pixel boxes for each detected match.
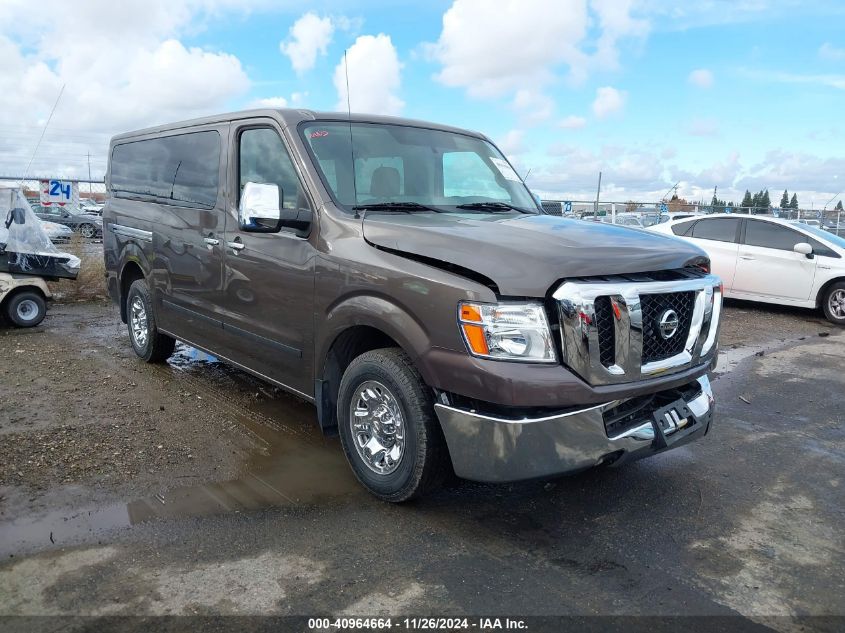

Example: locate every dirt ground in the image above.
[0,298,843,629]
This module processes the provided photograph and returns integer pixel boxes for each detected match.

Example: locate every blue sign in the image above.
[659,203,668,213]
[564,201,572,213]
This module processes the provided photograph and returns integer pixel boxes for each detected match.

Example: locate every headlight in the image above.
[458,301,556,363]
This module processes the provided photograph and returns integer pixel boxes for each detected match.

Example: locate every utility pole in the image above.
[594,171,602,221]
[87,151,92,196]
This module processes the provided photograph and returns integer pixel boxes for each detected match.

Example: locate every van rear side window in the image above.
[110,131,220,209]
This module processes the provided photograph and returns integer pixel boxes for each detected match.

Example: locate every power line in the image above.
[20,84,65,184]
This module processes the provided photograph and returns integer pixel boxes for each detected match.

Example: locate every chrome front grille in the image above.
[593,296,616,366]
[553,272,722,386]
[640,291,695,363]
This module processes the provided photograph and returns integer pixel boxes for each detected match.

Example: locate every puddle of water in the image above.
[169,343,218,366]
[0,421,363,556]
[1,346,365,557]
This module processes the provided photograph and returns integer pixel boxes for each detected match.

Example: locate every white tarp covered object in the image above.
[0,186,80,279]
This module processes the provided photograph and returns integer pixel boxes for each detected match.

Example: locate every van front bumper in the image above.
[433,375,714,483]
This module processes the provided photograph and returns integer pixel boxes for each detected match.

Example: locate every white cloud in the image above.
[737,150,845,196]
[425,0,647,99]
[334,34,404,115]
[496,129,526,157]
[512,89,555,125]
[248,96,288,108]
[688,68,714,88]
[0,0,255,178]
[687,117,720,137]
[819,42,845,62]
[558,115,587,129]
[740,67,845,90]
[535,144,668,197]
[591,0,650,69]
[592,86,626,119]
[280,13,335,75]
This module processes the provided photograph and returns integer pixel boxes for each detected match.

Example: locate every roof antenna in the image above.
[20,83,65,186]
[344,50,361,219]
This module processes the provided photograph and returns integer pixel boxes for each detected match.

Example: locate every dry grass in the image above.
[48,233,108,302]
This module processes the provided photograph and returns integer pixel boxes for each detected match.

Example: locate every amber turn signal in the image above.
[461,323,489,355]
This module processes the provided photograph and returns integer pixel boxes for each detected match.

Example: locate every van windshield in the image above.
[300,122,539,214]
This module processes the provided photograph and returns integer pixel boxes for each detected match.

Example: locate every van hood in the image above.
[362,212,708,296]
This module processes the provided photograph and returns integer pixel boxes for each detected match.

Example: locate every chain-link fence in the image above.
[540,199,845,236]
[3,176,844,236]
[0,177,107,213]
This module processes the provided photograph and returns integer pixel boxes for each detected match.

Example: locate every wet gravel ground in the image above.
[0,300,843,628]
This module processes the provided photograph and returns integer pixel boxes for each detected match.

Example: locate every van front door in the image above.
[219,121,316,397]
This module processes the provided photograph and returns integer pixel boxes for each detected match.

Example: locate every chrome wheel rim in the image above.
[16,299,39,323]
[830,289,845,320]
[80,224,95,238]
[129,296,148,347]
[349,380,405,475]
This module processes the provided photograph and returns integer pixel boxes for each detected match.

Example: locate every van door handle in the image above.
[204,237,220,246]
[227,241,245,251]
[739,255,755,260]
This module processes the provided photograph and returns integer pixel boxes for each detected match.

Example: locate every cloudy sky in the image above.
[1,0,843,206]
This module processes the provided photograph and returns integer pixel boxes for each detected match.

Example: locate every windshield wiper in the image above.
[455,202,532,214]
[353,202,443,213]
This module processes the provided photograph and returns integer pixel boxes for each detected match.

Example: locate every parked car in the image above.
[35,205,103,238]
[79,199,104,215]
[104,109,722,501]
[658,212,701,224]
[649,214,845,324]
[599,214,645,228]
[40,220,74,243]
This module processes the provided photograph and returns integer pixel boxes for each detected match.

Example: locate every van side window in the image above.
[110,131,220,209]
[239,128,303,210]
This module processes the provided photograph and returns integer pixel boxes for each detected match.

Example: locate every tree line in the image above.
[706,188,843,211]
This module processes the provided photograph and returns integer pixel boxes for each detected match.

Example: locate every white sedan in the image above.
[40,220,74,243]
[649,214,845,325]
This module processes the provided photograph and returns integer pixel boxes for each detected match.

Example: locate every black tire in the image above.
[4,291,46,327]
[822,281,845,326]
[126,279,175,362]
[79,223,96,239]
[337,348,450,502]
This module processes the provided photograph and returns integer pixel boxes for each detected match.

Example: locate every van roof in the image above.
[110,108,487,143]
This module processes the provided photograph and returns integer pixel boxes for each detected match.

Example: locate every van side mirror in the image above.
[5,207,26,228]
[793,242,813,259]
[239,182,282,232]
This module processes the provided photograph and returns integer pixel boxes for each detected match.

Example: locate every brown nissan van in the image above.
[104,109,721,501]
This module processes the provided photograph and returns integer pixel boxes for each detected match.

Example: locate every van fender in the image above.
[118,243,152,281]
[116,244,153,321]
[318,293,434,382]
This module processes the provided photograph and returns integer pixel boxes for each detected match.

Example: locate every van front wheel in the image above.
[126,279,175,362]
[337,348,449,502]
